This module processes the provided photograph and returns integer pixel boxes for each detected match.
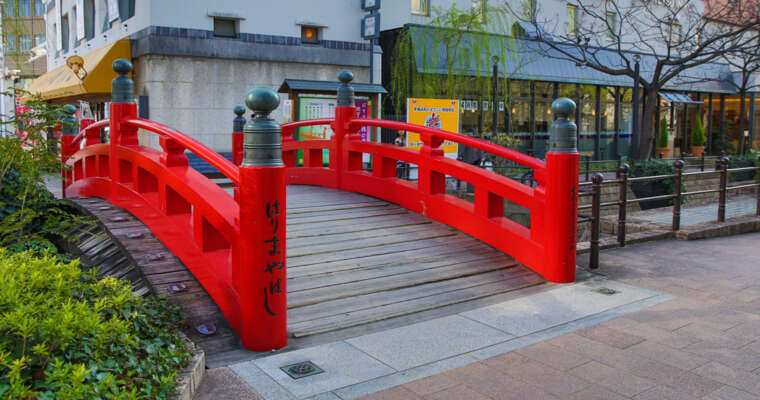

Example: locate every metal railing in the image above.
[579,156,760,269]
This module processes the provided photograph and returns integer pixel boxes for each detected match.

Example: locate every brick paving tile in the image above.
[613,320,700,349]
[623,340,710,370]
[575,325,646,349]
[403,374,460,396]
[360,385,422,400]
[627,360,723,398]
[546,333,650,372]
[569,360,654,397]
[632,385,701,400]
[681,342,760,371]
[454,371,557,400]
[701,386,760,400]
[421,384,492,400]
[515,342,590,371]
[499,360,590,397]
[193,367,263,400]
[480,352,531,374]
[692,361,760,395]
[676,322,755,348]
[745,339,760,355]
[560,385,630,400]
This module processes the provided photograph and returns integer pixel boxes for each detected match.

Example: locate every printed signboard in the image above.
[361,13,380,39]
[297,96,372,164]
[406,98,460,157]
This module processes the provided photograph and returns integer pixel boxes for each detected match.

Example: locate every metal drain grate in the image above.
[280,361,324,379]
[595,287,618,295]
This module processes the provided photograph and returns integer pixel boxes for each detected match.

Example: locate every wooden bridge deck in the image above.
[71,185,544,364]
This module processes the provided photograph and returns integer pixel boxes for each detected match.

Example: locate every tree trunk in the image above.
[638,89,660,159]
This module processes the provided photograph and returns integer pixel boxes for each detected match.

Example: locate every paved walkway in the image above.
[636,197,757,226]
[195,232,760,400]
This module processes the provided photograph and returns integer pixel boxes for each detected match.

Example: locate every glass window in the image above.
[18,0,32,17]
[19,35,32,51]
[118,0,135,21]
[509,80,530,98]
[534,82,553,100]
[566,5,577,36]
[411,0,429,15]
[605,12,616,41]
[300,26,320,44]
[4,1,16,17]
[34,34,45,46]
[214,18,237,38]
[6,35,17,52]
[61,14,69,52]
[522,0,535,21]
[600,87,615,133]
[34,0,44,16]
[84,0,95,39]
[472,0,486,22]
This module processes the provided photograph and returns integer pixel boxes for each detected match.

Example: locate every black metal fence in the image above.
[579,156,760,270]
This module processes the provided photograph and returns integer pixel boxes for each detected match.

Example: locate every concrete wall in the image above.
[133,54,369,152]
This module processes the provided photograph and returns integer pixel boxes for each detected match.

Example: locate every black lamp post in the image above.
[631,54,641,159]
[491,55,499,140]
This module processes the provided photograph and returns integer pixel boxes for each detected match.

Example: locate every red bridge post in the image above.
[544,98,580,283]
[332,71,361,189]
[109,59,138,201]
[60,104,79,196]
[237,87,288,351]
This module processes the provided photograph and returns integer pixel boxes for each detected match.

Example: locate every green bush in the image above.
[0,250,190,399]
[691,115,706,147]
[658,118,669,148]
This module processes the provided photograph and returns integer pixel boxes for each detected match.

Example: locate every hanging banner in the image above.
[406,98,460,156]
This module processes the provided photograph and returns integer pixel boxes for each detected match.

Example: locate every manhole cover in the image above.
[280,361,324,379]
[595,287,618,296]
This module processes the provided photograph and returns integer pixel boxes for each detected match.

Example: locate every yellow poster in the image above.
[406,98,460,156]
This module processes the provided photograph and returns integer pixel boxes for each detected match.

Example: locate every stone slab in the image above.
[460,278,658,336]
[346,315,513,371]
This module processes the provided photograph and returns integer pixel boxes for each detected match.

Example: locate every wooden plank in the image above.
[289,271,544,337]
[288,223,452,249]
[289,257,519,307]
[288,251,512,292]
[287,229,457,258]
[289,268,537,325]
[289,200,387,214]
[288,213,432,237]
[288,240,489,278]
[288,234,478,267]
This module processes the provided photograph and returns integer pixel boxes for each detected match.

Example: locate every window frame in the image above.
[411,0,429,16]
[34,0,45,16]
[19,34,32,52]
[213,17,238,38]
[18,0,32,17]
[605,11,617,41]
[6,35,18,52]
[566,4,578,36]
[300,25,321,45]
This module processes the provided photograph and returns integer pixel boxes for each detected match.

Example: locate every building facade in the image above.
[1,0,47,130]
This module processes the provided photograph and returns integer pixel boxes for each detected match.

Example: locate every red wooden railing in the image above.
[62,61,578,352]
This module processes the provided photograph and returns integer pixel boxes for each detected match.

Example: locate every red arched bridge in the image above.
[61,60,579,352]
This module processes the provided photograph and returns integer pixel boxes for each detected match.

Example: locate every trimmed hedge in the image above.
[0,250,190,399]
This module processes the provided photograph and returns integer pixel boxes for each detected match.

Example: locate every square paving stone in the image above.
[460,279,656,336]
[242,341,394,399]
[346,315,513,371]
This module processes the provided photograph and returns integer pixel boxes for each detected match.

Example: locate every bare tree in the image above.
[508,0,760,159]
[722,40,760,154]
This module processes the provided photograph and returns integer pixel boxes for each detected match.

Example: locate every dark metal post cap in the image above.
[234,106,246,117]
[338,70,354,84]
[674,159,684,169]
[720,157,729,165]
[245,87,280,116]
[591,173,604,184]
[63,104,77,115]
[551,98,576,119]
[113,59,133,75]
[619,163,630,173]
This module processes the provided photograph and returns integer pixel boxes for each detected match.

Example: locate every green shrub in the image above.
[658,118,669,148]
[0,250,190,399]
[691,115,706,147]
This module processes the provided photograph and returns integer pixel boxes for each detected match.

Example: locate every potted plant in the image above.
[657,118,671,158]
[691,115,706,157]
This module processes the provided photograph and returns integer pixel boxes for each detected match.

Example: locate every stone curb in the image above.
[173,333,206,400]
[675,215,760,240]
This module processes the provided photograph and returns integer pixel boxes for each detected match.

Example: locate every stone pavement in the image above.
[196,232,760,400]
[636,196,757,227]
